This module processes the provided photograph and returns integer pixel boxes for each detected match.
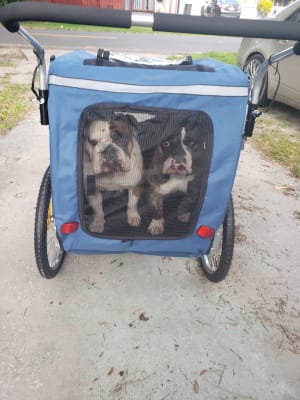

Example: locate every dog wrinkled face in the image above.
[86,117,136,175]
[161,127,192,176]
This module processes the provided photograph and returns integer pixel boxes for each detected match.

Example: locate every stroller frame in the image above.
[1,1,299,281]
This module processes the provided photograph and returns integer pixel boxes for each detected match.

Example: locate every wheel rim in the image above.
[244,58,262,85]
[46,202,64,270]
[201,225,223,274]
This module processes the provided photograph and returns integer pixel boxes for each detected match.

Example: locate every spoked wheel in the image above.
[34,166,65,278]
[199,195,234,282]
[243,53,269,106]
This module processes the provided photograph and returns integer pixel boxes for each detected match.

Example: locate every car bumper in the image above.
[220,11,241,17]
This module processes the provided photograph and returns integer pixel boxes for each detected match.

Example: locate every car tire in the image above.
[243,53,269,106]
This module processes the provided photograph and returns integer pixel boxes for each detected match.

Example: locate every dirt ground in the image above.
[0,48,300,400]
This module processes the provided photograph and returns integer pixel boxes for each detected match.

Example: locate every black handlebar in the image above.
[1,1,300,42]
[294,41,300,55]
[153,13,300,41]
[0,1,131,33]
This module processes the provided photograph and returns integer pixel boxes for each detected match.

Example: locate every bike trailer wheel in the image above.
[198,195,234,282]
[34,166,65,279]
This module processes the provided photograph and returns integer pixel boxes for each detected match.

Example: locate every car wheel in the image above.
[243,53,269,106]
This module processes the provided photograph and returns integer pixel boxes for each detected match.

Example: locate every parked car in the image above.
[201,0,241,18]
[201,0,221,16]
[237,0,300,110]
[218,0,241,17]
[272,0,292,15]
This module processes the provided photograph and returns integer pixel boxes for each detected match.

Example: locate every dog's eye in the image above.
[161,141,170,147]
[89,139,98,146]
[113,131,124,142]
[184,139,196,148]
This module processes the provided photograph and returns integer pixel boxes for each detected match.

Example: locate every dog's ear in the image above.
[125,114,139,133]
[83,123,92,141]
[113,114,139,135]
[180,117,197,131]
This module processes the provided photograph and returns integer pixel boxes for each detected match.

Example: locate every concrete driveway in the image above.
[0,49,299,400]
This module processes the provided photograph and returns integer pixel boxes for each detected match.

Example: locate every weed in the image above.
[23,21,169,34]
[253,130,300,178]
[0,79,32,135]
[168,52,237,65]
[0,60,16,68]
[194,51,237,65]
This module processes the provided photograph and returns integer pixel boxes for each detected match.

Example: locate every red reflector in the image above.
[60,222,78,235]
[196,225,215,239]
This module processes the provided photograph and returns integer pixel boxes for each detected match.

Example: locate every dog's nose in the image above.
[172,159,189,174]
[177,164,186,172]
[103,144,116,158]
[171,159,186,168]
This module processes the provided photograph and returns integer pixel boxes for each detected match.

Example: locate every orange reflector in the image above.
[196,225,215,239]
[60,222,78,235]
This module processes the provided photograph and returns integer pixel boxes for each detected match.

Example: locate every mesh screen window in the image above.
[78,105,213,239]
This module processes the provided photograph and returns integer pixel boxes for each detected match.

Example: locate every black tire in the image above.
[243,53,269,106]
[34,166,65,278]
[198,195,234,282]
[213,6,221,16]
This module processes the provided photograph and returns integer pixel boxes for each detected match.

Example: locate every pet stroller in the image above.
[1,1,299,282]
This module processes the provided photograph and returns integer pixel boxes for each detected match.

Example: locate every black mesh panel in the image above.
[78,104,213,239]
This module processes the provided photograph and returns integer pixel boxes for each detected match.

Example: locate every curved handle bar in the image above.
[1,1,300,41]
[153,13,300,41]
[294,41,300,55]
[0,1,131,33]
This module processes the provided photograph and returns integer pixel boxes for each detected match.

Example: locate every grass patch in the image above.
[0,60,16,68]
[23,21,176,34]
[0,78,32,135]
[168,51,237,65]
[192,51,237,65]
[23,21,210,36]
[253,126,300,178]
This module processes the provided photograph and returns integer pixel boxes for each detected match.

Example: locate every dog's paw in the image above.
[177,212,191,223]
[89,218,105,233]
[148,218,164,235]
[127,209,141,227]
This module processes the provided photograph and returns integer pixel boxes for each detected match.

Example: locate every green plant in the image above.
[168,52,237,65]
[0,60,15,67]
[0,0,23,7]
[0,79,32,134]
[253,121,300,178]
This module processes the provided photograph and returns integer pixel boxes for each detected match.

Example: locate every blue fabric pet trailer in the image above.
[47,50,249,257]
